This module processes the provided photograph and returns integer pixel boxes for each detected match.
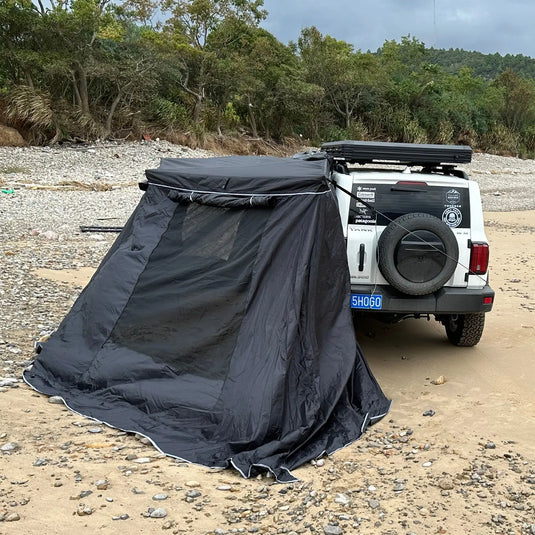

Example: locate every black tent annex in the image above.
[24,155,390,482]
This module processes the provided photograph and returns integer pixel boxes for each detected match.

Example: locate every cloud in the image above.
[260,0,535,57]
[447,8,488,24]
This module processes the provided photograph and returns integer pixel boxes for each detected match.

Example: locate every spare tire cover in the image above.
[377,212,459,296]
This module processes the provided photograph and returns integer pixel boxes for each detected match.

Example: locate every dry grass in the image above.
[57,180,113,191]
[0,165,29,174]
[5,181,128,191]
[164,132,308,157]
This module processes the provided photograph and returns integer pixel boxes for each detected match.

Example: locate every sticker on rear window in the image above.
[355,190,376,206]
[445,189,461,204]
[442,207,462,228]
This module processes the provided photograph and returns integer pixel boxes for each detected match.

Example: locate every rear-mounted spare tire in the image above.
[378,213,459,296]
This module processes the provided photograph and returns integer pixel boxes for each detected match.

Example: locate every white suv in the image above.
[322,140,495,346]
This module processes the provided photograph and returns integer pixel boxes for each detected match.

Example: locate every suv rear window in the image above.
[350,183,471,229]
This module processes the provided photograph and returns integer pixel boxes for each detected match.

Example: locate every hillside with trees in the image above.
[1,0,535,156]
[425,48,535,81]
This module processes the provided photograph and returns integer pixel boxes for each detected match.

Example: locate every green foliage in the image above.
[479,124,520,155]
[298,27,385,138]
[493,69,535,132]
[521,125,535,156]
[426,48,535,80]
[152,98,190,129]
[0,4,534,154]
[223,102,240,129]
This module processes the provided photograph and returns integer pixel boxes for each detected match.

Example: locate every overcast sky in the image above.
[260,0,535,58]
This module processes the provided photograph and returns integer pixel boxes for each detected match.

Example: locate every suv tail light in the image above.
[469,242,489,274]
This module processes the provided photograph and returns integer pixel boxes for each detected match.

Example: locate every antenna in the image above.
[433,0,437,48]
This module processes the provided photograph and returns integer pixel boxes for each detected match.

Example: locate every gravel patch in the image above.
[466,152,535,212]
[0,140,217,371]
[0,140,213,186]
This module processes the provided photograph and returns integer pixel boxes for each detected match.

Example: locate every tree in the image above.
[1,0,163,140]
[297,27,383,139]
[493,69,535,132]
[242,30,316,138]
[0,0,45,88]
[207,22,318,139]
[159,0,266,124]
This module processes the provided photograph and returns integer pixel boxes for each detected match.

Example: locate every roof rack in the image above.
[321,140,472,166]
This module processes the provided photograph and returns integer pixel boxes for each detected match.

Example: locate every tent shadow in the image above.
[353,314,457,366]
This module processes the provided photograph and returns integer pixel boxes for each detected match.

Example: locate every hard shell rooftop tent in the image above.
[24,155,390,481]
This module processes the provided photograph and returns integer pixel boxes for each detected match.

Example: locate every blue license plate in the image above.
[350,294,383,310]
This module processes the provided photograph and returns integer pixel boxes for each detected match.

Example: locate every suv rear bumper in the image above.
[350,285,494,314]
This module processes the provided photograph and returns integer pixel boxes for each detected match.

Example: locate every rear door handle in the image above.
[358,244,365,271]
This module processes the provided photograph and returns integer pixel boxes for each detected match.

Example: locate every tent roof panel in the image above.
[145,155,331,194]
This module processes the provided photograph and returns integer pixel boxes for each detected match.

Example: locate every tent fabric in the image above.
[24,155,390,482]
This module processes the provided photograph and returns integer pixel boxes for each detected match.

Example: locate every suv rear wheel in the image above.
[442,313,485,347]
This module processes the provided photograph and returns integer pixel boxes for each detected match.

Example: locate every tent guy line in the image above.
[145,181,332,197]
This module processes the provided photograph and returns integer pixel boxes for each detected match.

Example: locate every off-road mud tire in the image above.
[443,312,485,347]
[378,212,459,296]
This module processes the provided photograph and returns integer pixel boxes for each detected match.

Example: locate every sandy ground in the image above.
[1,211,535,535]
[362,210,535,453]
